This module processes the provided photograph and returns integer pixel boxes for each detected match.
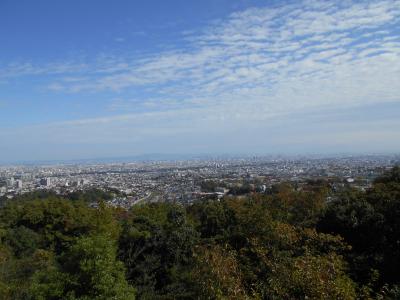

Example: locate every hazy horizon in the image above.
[1,151,399,166]
[1,0,399,162]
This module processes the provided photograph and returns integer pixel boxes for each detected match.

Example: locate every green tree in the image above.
[32,235,135,300]
[118,203,198,299]
[318,166,400,294]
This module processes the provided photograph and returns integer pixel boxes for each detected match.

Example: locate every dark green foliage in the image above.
[228,183,254,195]
[187,200,232,239]
[0,191,62,207]
[118,203,199,299]
[66,188,114,203]
[0,199,96,254]
[4,226,41,257]
[373,165,400,184]
[199,180,221,192]
[318,166,400,295]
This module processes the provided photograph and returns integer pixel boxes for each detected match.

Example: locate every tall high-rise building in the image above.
[6,177,14,188]
[0,186,6,194]
[40,178,51,187]
[15,180,23,189]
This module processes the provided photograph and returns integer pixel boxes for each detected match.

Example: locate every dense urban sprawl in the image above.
[1,155,398,208]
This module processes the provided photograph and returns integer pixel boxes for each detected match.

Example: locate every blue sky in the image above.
[0,0,399,162]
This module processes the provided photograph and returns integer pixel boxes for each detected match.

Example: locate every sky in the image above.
[0,0,399,162]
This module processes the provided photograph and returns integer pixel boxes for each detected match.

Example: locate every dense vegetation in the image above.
[0,167,399,299]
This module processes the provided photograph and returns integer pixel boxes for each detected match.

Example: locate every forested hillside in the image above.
[0,167,399,299]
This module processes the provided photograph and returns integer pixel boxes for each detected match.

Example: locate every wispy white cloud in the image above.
[27,1,398,110]
[114,37,125,43]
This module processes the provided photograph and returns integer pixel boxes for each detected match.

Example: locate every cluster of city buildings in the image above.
[0,155,398,208]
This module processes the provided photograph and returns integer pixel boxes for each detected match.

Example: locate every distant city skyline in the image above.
[1,0,399,162]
